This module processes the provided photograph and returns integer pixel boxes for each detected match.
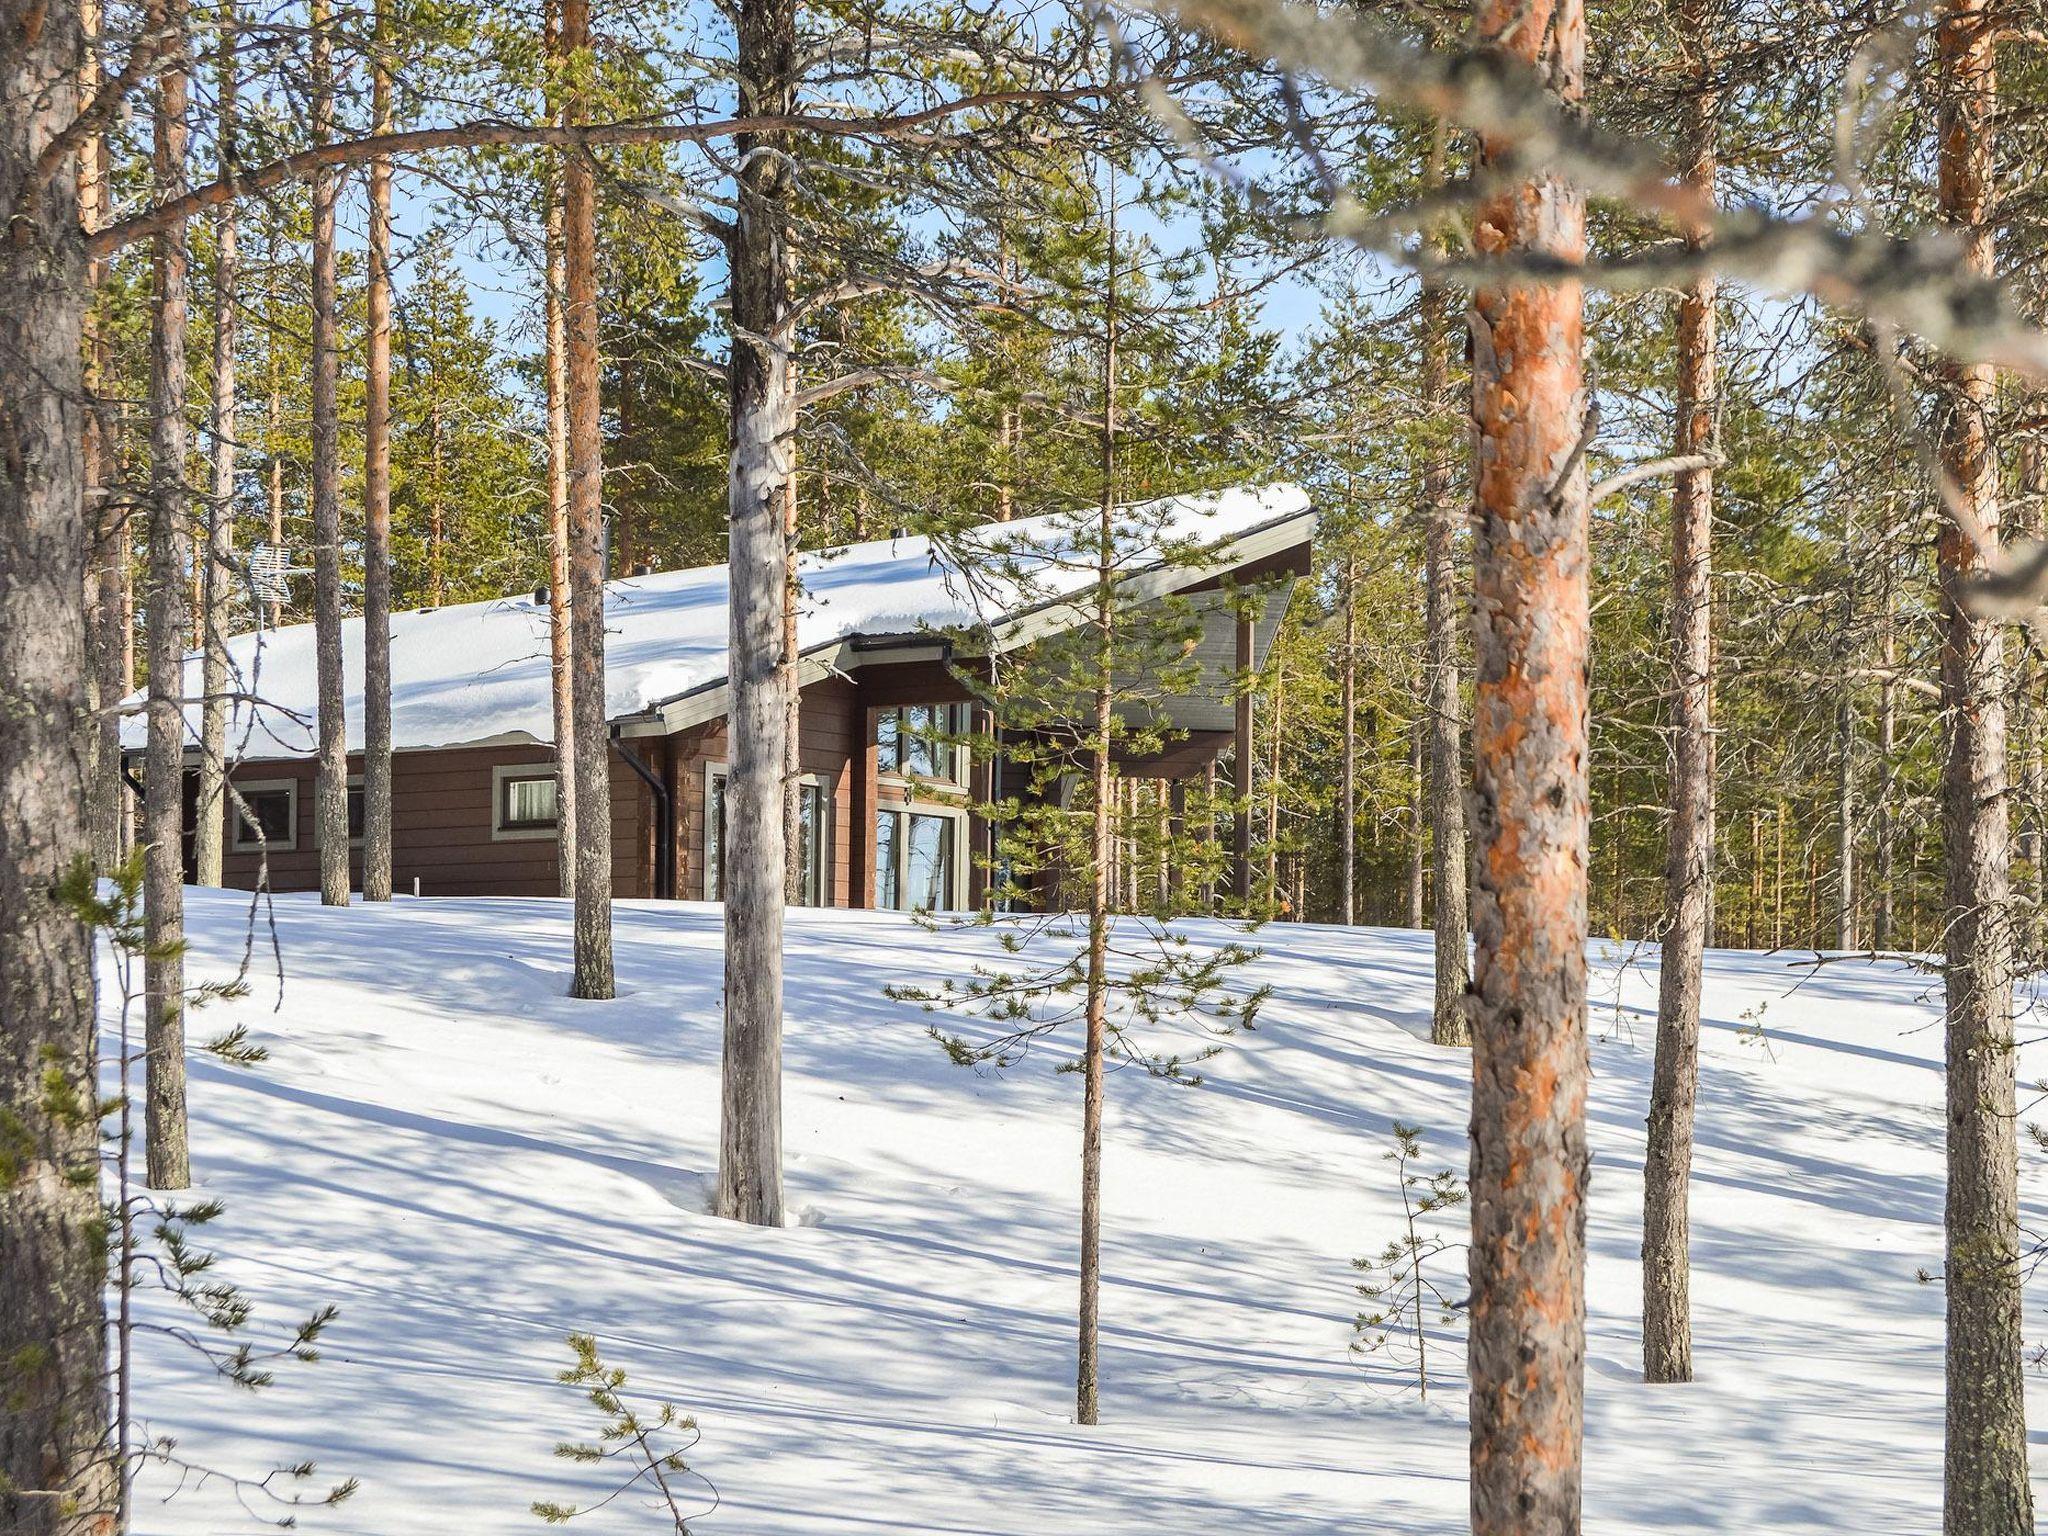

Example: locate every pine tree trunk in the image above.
[544,74,578,900]
[0,2,120,1520]
[309,0,350,907]
[1265,667,1283,899]
[1406,714,1425,928]
[1643,65,1715,1386]
[361,4,395,902]
[1874,607,1896,950]
[1078,628,1111,1427]
[1077,187,1119,1425]
[785,466,804,902]
[81,0,127,876]
[562,0,613,997]
[1421,275,1470,1045]
[1464,0,1589,1517]
[265,363,284,630]
[715,0,795,1225]
[1836,692,1856,948]
[1933,1,2033,1525]
[194,10,237,889]
[1339,556,1357,925]
[144,0,195,1191]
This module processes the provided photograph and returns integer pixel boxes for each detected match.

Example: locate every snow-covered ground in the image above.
[117,888,2048,1533]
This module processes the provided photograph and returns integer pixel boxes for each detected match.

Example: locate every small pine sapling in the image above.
[894,488,1275,1425]
[63,856,355,1528]
[1351,1121,1467,1400]
[534,1333,716,1530]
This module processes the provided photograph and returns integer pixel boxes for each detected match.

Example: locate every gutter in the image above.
[609,729,676,900]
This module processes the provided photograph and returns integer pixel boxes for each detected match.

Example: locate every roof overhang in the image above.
[621,500,1316,738]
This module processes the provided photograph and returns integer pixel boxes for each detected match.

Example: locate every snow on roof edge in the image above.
[120,482,1313,758]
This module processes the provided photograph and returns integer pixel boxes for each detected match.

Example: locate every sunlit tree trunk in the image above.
[1464,0,1589,1518]
[1338,553,1356,925]
[1932,0,2033,1525]
[362,0,395,901]
[194,3,237,889]
[1077,174,1119,1427]
[544,0,578,900]
[1874,602,1896,950]
[1643,40,1715,1385]
[563,0,613,995]
[716,0,796,1225]
[144,0,195,1191]
[0,2,118,1520]
[265,358,284,630]
[1421,272,1469,1045]
[785,461,803,902]
[1406,711,1424,927]
[309,0,350,906]
[81,0,127,875]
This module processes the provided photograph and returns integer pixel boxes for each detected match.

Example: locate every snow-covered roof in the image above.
[123,482,1312,759]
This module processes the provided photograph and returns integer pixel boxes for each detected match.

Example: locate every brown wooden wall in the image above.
[196,652,1229,909]
[212,743,652,899]
[670,675,862,905]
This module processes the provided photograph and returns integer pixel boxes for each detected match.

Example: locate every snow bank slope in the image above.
[122,890,2047,1533]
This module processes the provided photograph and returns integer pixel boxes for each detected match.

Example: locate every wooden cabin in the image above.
[130,485,1314,910]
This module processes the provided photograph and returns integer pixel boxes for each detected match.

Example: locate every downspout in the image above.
[609,730,675,900]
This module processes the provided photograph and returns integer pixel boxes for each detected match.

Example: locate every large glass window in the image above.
[874,808,957,911]
[708,773,827,906]
[876,704,968,784]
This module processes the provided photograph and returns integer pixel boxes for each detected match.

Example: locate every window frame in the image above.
[704,762,833,907]
[874,703,971,790]
[873,801,969,913]
[312,773,366,849]
[491,763,562,842]
[230,778,300,854]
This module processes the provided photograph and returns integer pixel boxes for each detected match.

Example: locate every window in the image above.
[876,704,969,784]
[706,769,829,906]
[493,765,560,841]
[231,780,298,852]
[315,775,365,847]
[874,807,960,911]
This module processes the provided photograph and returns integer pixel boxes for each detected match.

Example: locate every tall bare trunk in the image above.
[1933,1,2033,1525]
[785,460,803,901]
[1643,61,1716,1386]
[1465,0,1589,1517]
[309,0,349,906]
[1077,174,1118,1426]
[715,0,795,1225]
[562,0,614,997]
[1406,713,1425,927]
[1874,603,1896,950]
[0,2,119,1523]
[1338,564,1358,925]
[360,3,395,902]
[194,3,237,889]
[81,0,127,875]
[544,0,577,899]
[143,0,195,1194]
[1265,665,1283,898]
[1836,696,1856,947]
[265,357,283,630]
[1421,274,1470,1044]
